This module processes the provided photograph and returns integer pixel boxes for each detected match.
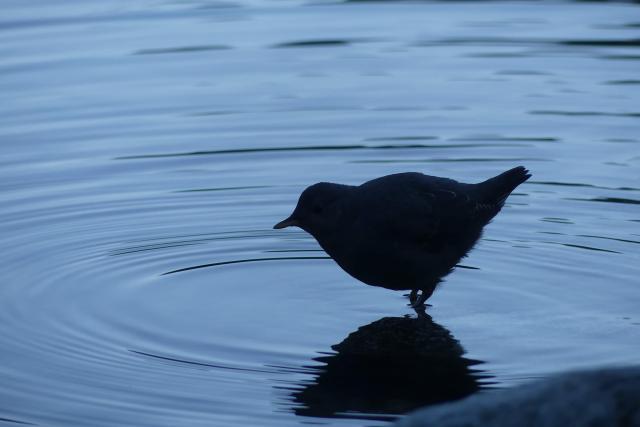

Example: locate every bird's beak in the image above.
[273,215,299,229]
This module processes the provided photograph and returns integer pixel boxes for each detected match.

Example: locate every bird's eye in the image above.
[313,205,323,214]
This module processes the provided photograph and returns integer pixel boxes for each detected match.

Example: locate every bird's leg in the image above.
[411,291,428,308]
[409,289,418,305]
[410,288,434,309]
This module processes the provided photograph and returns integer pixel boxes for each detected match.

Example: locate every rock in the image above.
[396,366,640,427]
[288,314,489,419]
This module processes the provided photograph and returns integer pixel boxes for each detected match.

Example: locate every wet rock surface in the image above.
[397,366,640,427]
[290,315,488,419]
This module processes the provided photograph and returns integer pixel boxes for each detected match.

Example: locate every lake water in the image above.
[1,1,639,425]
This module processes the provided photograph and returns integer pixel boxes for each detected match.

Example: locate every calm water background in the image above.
[1,1,639,425]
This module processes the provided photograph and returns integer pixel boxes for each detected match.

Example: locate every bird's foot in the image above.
[412,304,427,317]
[409,289,419,305]
[409,301,431,310]
[411,302,433,318]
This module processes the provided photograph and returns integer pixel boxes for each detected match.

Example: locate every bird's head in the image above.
[273,182,351,237]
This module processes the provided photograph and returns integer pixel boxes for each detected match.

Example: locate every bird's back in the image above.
[360,166,531,226]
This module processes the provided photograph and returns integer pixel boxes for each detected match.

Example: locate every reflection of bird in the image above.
[284,315,489,420]
[274,167,531,307]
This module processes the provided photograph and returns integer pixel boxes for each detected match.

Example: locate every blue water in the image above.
[1,1,639,426]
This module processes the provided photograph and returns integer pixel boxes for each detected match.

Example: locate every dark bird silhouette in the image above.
[274,166,531,307]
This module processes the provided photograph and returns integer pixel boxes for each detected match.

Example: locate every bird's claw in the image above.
[411,303,428,317]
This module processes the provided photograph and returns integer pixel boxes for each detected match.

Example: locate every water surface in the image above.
[1,0,639,426]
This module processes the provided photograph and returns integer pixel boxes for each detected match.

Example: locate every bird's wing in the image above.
[362,175,492,253]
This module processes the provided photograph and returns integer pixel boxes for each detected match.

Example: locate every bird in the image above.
[273,166,531,308]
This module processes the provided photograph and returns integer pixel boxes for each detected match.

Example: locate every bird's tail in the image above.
[478,166,531,208]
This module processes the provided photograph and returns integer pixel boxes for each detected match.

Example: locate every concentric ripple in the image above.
[2,0,640,426]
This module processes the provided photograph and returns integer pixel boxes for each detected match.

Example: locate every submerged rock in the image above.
[288,314,490,419]
[396,366,640,427]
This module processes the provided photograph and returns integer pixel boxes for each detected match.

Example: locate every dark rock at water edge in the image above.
[396,366,640,427]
